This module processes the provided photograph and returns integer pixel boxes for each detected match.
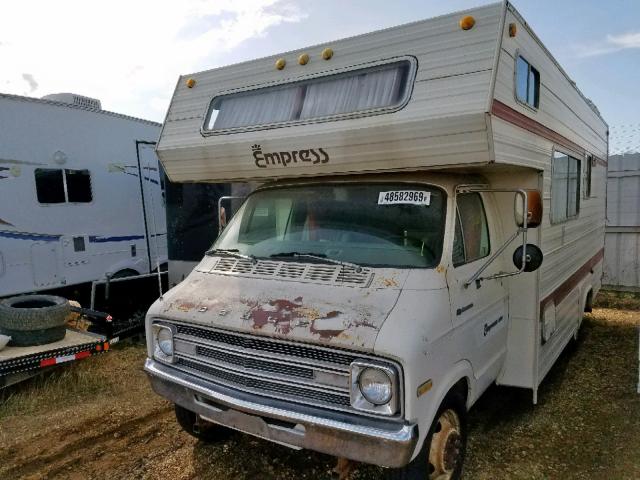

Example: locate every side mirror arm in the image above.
[455,187,532,288]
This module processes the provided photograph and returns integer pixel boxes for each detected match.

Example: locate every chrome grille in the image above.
[177,358,351,407]
[172,322,366,413]
[176,324,357,365]
[195,345,313,379]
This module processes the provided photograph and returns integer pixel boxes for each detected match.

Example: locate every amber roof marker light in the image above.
[459,15,475,30]
[321,47,333,60]
[298,53,310,65]
[275,58,286,70]
[185,78,196,88]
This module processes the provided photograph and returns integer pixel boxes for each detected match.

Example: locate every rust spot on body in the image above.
[381,277,399,288]
[245,298,303,332]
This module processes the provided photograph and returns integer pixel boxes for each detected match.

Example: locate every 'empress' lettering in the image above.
[251,144,330,169]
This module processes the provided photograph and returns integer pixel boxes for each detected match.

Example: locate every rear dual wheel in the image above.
[387,393,467,480]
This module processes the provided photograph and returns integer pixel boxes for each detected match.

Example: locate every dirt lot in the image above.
[1,306,639,480]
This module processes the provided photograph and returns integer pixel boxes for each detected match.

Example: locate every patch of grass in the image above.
[594,289,640,310]
[0,342,145,420]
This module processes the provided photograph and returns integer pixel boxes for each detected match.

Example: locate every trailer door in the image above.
[135,141,167,273]
[31,241,62,288]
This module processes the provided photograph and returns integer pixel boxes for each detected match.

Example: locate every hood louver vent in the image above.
[205,258,373,287]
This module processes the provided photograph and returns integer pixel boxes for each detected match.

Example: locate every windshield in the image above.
[212,183,446,268]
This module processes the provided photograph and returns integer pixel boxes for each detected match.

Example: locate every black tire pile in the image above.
[0,295,70,347]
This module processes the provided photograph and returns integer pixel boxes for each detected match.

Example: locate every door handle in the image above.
[456,303,474,316]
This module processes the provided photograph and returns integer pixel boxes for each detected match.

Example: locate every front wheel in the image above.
[386,393,468,480]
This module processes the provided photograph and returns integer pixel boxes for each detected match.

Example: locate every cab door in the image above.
[446,192,508,394]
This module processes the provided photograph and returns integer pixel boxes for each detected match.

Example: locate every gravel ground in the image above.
[0,306,638,480]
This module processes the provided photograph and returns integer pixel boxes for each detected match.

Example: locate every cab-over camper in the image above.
[145,2,607,478]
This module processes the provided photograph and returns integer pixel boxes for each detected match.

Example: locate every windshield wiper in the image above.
[206,248,257,264]
[269,252,363,272]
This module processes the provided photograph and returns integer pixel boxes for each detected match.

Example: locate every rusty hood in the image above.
[148,265,411,351]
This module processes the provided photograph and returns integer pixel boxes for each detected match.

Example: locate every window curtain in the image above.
[300,66,405,119]
[209,61,408,130]
[212,86,301,129]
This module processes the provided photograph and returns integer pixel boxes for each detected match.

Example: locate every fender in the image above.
[410,359,476,461]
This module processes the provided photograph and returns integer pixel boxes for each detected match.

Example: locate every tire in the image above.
[0,295,70,346]
[174,404,232,443]
[0,325,67,347]
[386,393,468,480]
[111,269,138,279]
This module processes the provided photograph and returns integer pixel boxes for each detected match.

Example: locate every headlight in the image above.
[152,324,175,363]
[358,368,393,405]
[350,361,399,416]
[157,327,174,356]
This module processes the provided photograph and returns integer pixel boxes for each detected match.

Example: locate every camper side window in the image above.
[65,169,92,203]
[35,169,66,203]
[515,55,540,109]
[584,154,593,198]
[453,193,491,267]
[551,152,581,223]
[35,168,92,204]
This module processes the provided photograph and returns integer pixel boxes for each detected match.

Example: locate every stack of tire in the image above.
[0,295,71,347]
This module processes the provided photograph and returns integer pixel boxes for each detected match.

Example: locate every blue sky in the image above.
[1,0,638,137]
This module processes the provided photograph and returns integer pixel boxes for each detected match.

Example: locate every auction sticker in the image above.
[378,190,431,205]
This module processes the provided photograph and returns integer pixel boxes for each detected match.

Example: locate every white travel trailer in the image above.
[0,93,167,298]
[145,2,607,478]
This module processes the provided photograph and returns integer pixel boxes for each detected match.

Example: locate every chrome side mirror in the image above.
[512,244,543,272]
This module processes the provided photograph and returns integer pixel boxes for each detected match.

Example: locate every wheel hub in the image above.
[428,409,462,479]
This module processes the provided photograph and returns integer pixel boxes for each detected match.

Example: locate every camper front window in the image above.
[204,59,414,133]
[211,183,446,268]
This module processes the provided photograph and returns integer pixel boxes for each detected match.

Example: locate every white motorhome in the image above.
[145,2,607,478]
[0,93,167,298]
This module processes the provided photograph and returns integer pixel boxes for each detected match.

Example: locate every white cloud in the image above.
[607,31,640,49]
[21,73,38,93]
[575,30,640,58]
[0,0,304,121]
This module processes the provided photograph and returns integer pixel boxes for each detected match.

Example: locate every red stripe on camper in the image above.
[540,248,605,311]
[491,100,608,165]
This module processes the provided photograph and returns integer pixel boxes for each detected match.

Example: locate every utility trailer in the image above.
[0,329,110,389]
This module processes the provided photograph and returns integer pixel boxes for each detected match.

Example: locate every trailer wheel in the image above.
[386,393,468,480]
[0,295,70,347]
[174,404,232,443]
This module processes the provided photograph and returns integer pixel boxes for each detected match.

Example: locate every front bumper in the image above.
[145,358,418,468]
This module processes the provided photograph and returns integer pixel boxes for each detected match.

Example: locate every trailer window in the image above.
[204,59,414,133]
[34,168,92,204]
[551,152,581,223]
[453,193,490,267]
[65,169,92,202]
[35,169,65,203]
[515,55,540,109]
